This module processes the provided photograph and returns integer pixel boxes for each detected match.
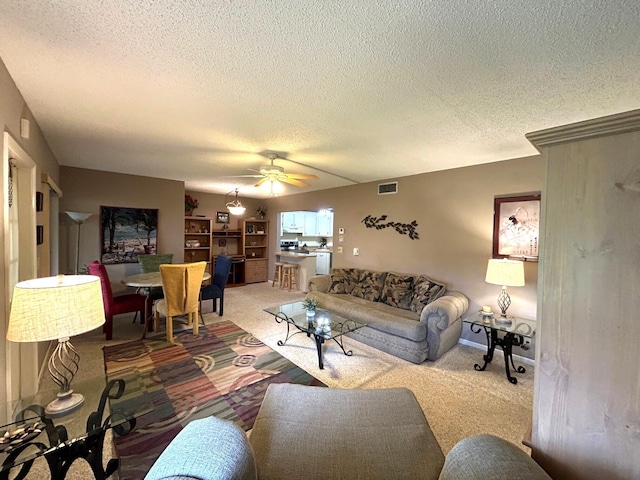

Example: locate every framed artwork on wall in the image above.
[216,211,230,224]
[492,194,541,261]
[100,206,158,264]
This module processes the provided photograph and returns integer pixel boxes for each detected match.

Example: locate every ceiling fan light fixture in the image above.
[261,178,283,195]
[226,188,246,215]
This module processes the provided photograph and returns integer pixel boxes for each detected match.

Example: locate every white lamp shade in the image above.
[8,275,106,342]
[65,211,93,223]
[227,205,246,215]
[485,259,525,287]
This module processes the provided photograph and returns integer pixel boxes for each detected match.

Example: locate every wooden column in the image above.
[526,110,640,480]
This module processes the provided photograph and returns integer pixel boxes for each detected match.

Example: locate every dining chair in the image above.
[154,261,207,343]
[200,255,233,321]
[137,253,174,321]
[88,260,146,340]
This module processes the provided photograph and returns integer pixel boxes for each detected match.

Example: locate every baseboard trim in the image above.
[458,338,536,367]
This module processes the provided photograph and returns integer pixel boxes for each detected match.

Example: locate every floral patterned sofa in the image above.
[306,268,469,363]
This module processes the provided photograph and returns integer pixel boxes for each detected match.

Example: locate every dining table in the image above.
[121,271,211,339]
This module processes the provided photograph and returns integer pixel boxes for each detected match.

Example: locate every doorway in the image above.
[2,132,38,402]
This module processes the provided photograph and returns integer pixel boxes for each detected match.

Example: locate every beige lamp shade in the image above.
[485,259,525,287]
[8,275,105,343]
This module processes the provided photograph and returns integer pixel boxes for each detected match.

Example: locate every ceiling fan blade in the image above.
[255,177,269,187]
[226,174,264,178]
[282,178,311,188]
[286,173,319,180]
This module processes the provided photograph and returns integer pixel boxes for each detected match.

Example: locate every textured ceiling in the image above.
[1,1,639,198]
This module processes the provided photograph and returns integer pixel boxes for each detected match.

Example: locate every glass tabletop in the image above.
[0,367,153,473]
[463,311,536,339]
[264,301,366,339]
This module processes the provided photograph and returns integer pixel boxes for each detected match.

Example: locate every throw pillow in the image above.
[380,272,415,310]
[410,275,446,313]
[328,268,361,294]
[351,271,387,301]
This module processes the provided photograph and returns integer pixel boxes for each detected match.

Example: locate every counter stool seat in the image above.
[272,262,284,288]
[280,263,299,291]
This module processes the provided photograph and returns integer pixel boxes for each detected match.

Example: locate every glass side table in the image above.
[0,367,153,480]
[463,311,536,384]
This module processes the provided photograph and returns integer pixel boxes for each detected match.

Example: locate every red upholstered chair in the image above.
[88,260,146,340]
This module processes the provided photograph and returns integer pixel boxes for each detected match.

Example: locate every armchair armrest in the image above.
[420,291,469,331]
[307,274,331,293]
[439,435,551,480]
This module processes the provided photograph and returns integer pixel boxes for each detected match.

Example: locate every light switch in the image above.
[353,247,359,256]
[337,246,343,253]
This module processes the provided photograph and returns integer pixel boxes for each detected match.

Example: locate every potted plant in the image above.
[257,206,266,219]
[185,194,199,216]
[302,297,318,317]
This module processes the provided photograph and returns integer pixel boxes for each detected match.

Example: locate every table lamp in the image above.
[485,259,525,325]
[7,275,106,416]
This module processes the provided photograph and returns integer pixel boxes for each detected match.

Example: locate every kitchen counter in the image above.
[274,252,317,291]
[276,250,317,258]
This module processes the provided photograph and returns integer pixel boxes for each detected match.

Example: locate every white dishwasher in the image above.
[315,251,331,275]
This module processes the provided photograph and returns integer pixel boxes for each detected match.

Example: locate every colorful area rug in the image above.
[103,320,325,480]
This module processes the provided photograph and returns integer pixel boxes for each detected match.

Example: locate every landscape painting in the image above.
[100,206,158,264]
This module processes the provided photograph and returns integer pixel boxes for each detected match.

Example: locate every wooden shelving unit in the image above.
[184,216,213,274]
[242,219,269,283]
[211,226,245,287]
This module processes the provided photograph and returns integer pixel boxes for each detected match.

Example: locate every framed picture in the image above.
[218,239,226,247]
[100,206,158,264]
[216,211,230,224]
[493,194,541,261]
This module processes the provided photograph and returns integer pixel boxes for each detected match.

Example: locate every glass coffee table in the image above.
[0,368,153,480]
[264,302,366,369]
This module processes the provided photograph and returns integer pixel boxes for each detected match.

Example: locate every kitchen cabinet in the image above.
[281,212,303,234]
[317,213,333,237]
[315,251,331,275]
[302,212,318,236]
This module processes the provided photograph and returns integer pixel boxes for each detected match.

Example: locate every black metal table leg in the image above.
[471,324,496,371]
[501,333,518,384]
[314,334,325,369]
[470,324,527,384]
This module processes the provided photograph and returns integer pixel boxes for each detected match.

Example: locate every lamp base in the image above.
[45,389,85,417]
[495,315,514,326]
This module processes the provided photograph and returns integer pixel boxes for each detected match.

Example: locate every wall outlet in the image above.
[353,247,359,256]
[337,246,343,253]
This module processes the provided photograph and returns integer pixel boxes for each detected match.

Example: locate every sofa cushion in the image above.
[351,270,387,301]
[410,275,446,313]
[250,384,444,480]
[327,268,361,294]
[307,292,426,341]
[381,272,415,310]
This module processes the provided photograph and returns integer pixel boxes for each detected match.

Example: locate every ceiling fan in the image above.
[228,152,319,194]
[248,152,319,188]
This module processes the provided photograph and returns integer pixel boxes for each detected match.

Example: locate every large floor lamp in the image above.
[66,211,93,275]
[7,275,105,415]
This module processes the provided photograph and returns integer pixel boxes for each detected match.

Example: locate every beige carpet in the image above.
[24,282,533,478]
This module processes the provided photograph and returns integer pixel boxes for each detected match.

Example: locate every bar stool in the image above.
[280,263,299,291]
[272,262,284,288]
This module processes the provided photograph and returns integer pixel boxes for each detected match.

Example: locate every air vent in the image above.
[378,181,398,195]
